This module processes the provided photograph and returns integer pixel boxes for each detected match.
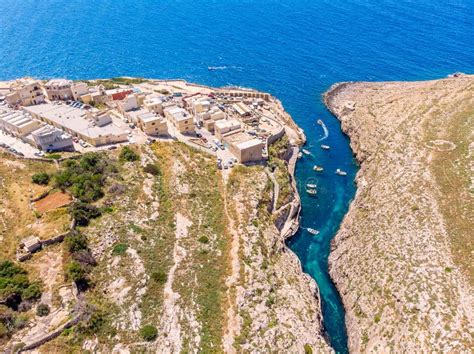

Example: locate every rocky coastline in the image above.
[323,76,474,352]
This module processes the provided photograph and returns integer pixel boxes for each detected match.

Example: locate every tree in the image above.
[140,324,158,341]
[143,164,161,176]
[65,233,89,253]
[69,202,101,226]
[31,172,50,185]
[36,303,50,317]
[65,261,86,282]
[119,146,139,162]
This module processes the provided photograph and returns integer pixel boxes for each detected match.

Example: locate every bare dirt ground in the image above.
[34,191,72,213]
[325,75,474,352]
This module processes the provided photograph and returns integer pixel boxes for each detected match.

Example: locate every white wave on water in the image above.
[317,120,329,141]
[208,65,242,71]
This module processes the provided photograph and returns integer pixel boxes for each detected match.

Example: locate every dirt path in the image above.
[222,180,241,354]
[156,212,192,353]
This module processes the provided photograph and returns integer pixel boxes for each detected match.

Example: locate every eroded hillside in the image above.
[0,141,330,353]
[325,76,474,352]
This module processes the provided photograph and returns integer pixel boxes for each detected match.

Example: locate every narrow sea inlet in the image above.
[288,102,358,353]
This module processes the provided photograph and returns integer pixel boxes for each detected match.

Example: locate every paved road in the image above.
[0,130,41,158]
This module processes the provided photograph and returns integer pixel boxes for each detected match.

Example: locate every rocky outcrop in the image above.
[325,76,474,352]
[225,167,332,353]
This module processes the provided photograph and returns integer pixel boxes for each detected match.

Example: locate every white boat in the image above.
[306,189,317,195]
[321,144,330,150]
[306,183,317,189]
[317,119,323,125]
[297,152,303,159]
[335,168,347,176]
[307,228,320,235]
[313,165,324,172]
[302,149,311,155]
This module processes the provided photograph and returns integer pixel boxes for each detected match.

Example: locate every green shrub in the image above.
[45,153,62,160]
[31,172,50,185]
[112,243,128,256]
[0,261,42,305]
[54,153,110,202]
[69,202,101,226]
[143,164,161,176]
[304,344,313,354]
[119,146,139,162]
[66,233,88,253]
[36,303,50,317]
[140,324,158,341]
[198,236,209,244]
[65,261,86,282]
[150,270,167,284]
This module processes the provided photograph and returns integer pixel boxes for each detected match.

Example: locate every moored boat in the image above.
[302,149,311,155]
[321,144,330,150]
[306,183,317,189]
[306,189,317,195]
[313,165,324,172]
[307,228,320,235]
[297,152,303,159]
[335,168,347,176]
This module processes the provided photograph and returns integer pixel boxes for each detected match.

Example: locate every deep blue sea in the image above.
[1,1,473,352]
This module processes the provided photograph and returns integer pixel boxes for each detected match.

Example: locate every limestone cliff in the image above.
[325,76,474,352]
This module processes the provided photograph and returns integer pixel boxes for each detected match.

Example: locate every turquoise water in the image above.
[1,1,473,352]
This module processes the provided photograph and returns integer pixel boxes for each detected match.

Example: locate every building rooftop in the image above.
[138,112,164,123]
[45,79,72,88]
[24,103,126,139]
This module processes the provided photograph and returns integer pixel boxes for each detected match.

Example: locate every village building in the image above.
[5,78,45,106]
[71,82,90,101]
[164,106,194,134]
[0,109,42,137]
[30,125,74,151]
[117,94,139,115]
[136,112,168,136]
[214,119,241,140]
[44,79,73,100]
[223,131,264,163]
[23,103,128,146]
[143,96,164,115]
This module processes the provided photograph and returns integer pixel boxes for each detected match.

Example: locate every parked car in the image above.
[108,146,117,150]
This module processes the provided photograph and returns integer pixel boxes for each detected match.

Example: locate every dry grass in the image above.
[0,153,57,258]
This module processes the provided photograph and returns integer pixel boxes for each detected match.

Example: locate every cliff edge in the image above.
[325,76,474,352]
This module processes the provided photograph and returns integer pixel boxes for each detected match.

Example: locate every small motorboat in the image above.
[306,183,317,189]
[302,149,311,155]
[297,152,303,159]
[317,119,323,125]
[313,165,324,172]
[306,189,317,195]
[307,228,320,235]
[321,144,330,150]
[335,168,347,176]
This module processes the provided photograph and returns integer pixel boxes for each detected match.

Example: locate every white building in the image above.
[0,109,42,137]
[44,79,73,100]
[5,78,45,107]
[143,96,164,115]
[31,125,74,151]
[71,82,89,101]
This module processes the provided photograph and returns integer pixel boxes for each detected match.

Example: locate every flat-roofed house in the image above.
[5,78,45,107]
[214,119,241,140]
[136,112,168,136]
[71,82,89,101]
[23,103,127,146]
[143,96,164,115]
[0,110,42,137]
[117,94,139,115]
[223,132,263,163]
[31,125,74,151]
[164,106,194,135]
[44,79,73,100]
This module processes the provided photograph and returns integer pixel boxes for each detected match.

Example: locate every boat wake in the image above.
[208,65,241,71]
[317,119,329,142]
